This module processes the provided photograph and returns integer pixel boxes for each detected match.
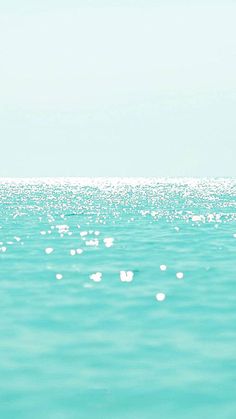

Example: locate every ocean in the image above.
[0,178,236,419]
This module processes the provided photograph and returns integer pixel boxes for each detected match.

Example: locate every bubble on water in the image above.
[40,231,46,235]
[156,292,166,302]
[176,272,184,279]
[56,273,63,280]
[174,226,180,232]
[14,236,21,242]
[94,231,100,236]
[233,233,236,238]
[70,249,76,256]
[90,272,102,282]
[120,271,134,282]
[160,264,167,271]
[1,246,7,253]
[45,247,54,254]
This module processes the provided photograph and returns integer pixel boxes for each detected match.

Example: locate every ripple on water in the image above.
[0,178,236,418]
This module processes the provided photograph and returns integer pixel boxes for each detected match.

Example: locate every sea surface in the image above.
[0,178,236,419]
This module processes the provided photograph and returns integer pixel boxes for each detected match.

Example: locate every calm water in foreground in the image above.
[0,178,236,419]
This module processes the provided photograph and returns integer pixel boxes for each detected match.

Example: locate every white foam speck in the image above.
[56,273,63,280]
[76,248,83,254]
[160,264,167,271]
[70,249,76,256]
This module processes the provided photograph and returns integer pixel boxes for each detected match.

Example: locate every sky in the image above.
[0,0,236,177]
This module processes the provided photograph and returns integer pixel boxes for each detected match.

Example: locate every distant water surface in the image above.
[0,178,236,419]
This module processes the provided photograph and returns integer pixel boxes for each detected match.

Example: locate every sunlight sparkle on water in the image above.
[156,292,166,302]
[120,271,134,282]
[90,272,102,282]
[45,247,54,255]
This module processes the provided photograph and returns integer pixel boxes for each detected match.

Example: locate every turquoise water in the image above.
[0,178,236,419]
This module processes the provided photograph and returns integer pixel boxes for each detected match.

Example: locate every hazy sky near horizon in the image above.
[0,0,236,177]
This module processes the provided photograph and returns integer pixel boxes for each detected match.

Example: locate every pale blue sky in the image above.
[0,0,235,177]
